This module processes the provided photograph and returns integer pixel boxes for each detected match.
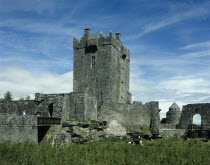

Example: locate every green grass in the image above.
[0,138,210,165]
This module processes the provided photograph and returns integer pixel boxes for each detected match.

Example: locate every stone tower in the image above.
[73,28,132,108]
[166,102,181,125]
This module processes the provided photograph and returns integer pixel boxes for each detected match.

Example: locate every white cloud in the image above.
[130,72,210,119]
[180,41,210,58]
[181,41,210,50]
[159,76,210,94]
[0,65,73,100]
[182,50,210,58]
[126,3,210,39]
[0,19,81,37]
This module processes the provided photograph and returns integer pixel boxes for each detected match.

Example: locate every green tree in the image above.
[25,95,30,100]
[19,97,24,101]
[4,91,14,101]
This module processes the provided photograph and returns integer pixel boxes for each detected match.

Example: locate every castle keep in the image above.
[73,28,131,105]
[0,28,210,144]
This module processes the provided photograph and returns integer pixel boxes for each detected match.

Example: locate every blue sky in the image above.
[0,0,210,118]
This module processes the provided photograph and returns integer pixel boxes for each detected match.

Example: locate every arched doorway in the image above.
[192,114,202,137]
[191,114,202,138]
[192,114,201,126]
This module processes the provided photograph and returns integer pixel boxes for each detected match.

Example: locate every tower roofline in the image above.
[169,102,180,111]
[73,28,129,55]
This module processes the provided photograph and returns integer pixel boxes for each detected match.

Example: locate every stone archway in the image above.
[192,114,201,125]
[178,103,210,130]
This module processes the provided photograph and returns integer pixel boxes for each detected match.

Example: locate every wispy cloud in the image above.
[182,50,210,58]
[181,41,210,50]
[180,41,210,58]
[126,3,210,40]
[0,30,73,72]
[159,76,210,94]
[0,19,81,37]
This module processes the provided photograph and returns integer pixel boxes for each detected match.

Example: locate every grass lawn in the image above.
[0,138,210,165]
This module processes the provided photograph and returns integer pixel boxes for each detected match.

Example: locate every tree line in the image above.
[0,91,30,101]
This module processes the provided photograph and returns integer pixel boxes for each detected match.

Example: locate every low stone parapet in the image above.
[159,129,185,138]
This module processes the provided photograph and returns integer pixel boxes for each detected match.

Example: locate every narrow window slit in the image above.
[100,92,103,103]
[74,104,77,116]
[91,56,96,70]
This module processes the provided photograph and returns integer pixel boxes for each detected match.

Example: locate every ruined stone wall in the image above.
[69,93,86,121]
[35,93,72,120]
[159,129,185,138]
[69,92,97,122]
[85,93,98,121]
[145,101,160,134]
[98,101,160,132]
[60,94,71,122]
[0,115,37,143]
[160,124,177,129]
[178,103,210,129]
[0,100,37,115]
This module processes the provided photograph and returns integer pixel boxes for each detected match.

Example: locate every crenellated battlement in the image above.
[73,28,129,55]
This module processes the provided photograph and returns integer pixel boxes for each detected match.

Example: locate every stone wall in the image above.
[69,92,86,121]
[60,94,71,122]
[178,103,210,129]
[69,92,97,122]
[159,129,185,138]
[98,101,160,133]
[0,115,37,143]
[160,124,177,129]
[35,93,70,118]
[0,100,37,115]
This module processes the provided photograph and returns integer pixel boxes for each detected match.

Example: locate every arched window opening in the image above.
[122,54,126,60]
[48,103,53,117]
[74,104,77,119]
[192,114,201,126]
